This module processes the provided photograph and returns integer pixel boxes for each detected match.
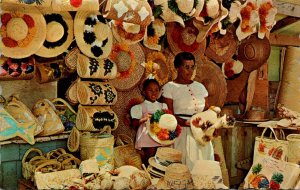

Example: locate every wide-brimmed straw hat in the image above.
[143,18,166,51]
[237,34,271,72]
[2,0,52,7]
[221,59,244,79]
[0,5,46,58]
[167,20,206,61]
[111,20,146,45]
[155,163,195,189]
[74,11,113,59]
[205,27,239,64]
[36,11,73,58]
[109,43,145,91]
[51,0,99,12]
[194,60,227,108]
[148,147,182,172]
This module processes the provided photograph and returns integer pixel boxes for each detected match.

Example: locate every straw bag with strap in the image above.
[22,148,45,180]
[114,134,142,169]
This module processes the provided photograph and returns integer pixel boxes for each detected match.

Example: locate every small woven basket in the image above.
[287,134,300,164]
[65,47,80,72]
[79,132,114,167]
[22,148,44,181]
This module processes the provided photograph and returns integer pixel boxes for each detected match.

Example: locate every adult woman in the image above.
[161,52,214,170]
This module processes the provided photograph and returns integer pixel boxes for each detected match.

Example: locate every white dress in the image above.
[161,81,214,170]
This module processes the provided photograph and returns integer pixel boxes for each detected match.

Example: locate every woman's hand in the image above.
[185,119,191,126]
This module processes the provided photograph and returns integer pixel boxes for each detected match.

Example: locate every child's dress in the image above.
[130,100,168,150]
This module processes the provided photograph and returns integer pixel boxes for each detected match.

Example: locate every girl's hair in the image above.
[142,78,160,91]
[174,52,195,68]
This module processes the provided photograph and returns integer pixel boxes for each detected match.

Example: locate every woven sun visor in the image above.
[194,60,227,108]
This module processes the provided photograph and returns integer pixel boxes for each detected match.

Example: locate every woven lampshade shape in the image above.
[277,46,300,113]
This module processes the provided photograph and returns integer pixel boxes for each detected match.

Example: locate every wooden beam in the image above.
[275,0,300,6]
[269,33,300,46]
[273,0,300,18]
[271,16,300,32]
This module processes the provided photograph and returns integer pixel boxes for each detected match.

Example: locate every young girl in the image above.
[130,79,168,166]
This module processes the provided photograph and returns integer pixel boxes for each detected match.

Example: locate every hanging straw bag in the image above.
[286,134,300,164]
[253,127,289,163]
[79,130,114,168]
[114,134,142,169]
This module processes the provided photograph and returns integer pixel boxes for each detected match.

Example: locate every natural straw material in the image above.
[277,46,300,113]
[2,0,52,7]
[65,47,80,72]
[287,134,300,164]
[22,148,44,180]
[51,0,99,12]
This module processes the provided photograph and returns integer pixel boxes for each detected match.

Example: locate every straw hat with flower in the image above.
[2,0,52,7]
[111,20,147,45]
[167,20,206,62]
[109,42,145,91]
[36,11,73,58]
[74,11,112,59]
[51,0,99,12]
[194,60,227,108]
[222,59,244,79]
[147,109,182,145]
[0,5,46,58]
[143,18,166,51]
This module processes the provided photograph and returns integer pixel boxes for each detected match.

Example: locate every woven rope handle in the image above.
[22,148,44,165]
[51,98,77,115]
[46,148,67,159]
[116,134,134,146]
[34,160,62,173]
[61,157,81,170]
[261,127,279,141]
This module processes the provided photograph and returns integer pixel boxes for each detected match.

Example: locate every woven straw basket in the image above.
[114,134,142,169]
[80,132,114,167]
[65,47,80,72]
[22,148,44,180]
[287,134,300,164]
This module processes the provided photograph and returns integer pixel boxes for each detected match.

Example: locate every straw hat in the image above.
[74,11,113,59]
[155,163,195,189]
[2,0,52,7]
[257,0,277,39]
[148,147,182,172]
[237,34,271,72]
[221,59,244,79]
[111,20,147,45]
[109,43,145,91]
[51,0,99,12]
[143,18,166,51]
[167,20,206,61]
[194,60,227,108]
[0,5,46,58]
[205,27,239,64]
[36,11,74,58]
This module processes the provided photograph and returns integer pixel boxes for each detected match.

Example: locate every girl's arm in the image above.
[131,116,151,131]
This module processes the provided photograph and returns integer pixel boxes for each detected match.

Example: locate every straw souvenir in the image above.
[110,43,145,91]
[65,77,80,105]
[1,5,46,58]
[67,127,80,152]
[194,60,227,108]
[76,105,118,132]
[35,11,74,58]
[22,148,44,180]
[74,11,112,59]
[76,81,117,106]
[65,47,80,72]
[1,0,52,7]
[286,134,300,164]
[51,98,76,131]
[79,132,114,167]
[143,18,166,51]
[101,0,152,26]
[114,134,142,169]
[56,153,81,170]
[46,148,67,159]
[77,53,117,79]
[51,0,99,11]
[0,56,35,80]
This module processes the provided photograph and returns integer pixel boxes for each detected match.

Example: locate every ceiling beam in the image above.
[273,0,300,18]
[271,16,300,32]
[270,33,300,46]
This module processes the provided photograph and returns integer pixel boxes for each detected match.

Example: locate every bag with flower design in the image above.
[76,81,117,106]
[32,99,64,136]
[0,56,35,80]
[51,98,76,131]
[253,127,289,163]
[244,155,300,189]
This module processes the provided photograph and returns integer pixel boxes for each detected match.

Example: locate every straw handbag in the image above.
[65,47,80,72]
[22,148,45,180]
[79,131,114,168]
[67,127,80,152]
[287,134,300,164]
[114,134,142,169]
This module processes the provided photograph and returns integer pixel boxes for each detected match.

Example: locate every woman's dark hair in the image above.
[142,78,160,91]
[174,52,195,68]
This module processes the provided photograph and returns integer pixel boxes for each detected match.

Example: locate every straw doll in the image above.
[130,78,168,166]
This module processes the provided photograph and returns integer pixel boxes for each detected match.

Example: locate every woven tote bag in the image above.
[286,134,300,164]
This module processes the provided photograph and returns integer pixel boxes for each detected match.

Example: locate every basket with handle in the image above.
[22,148,45,180]
[56,153,81,170]
[79,130,114,168]
[45,148,67,160]
[287,134,300,164]
[114,134,142,169]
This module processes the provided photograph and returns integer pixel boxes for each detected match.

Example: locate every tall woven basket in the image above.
[80,132,114,167]
[287,134,300,164]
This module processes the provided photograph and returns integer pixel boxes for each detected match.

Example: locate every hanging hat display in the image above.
[1,0,52,7]
[221,59,244,79]
[204,27,239,64]
[101,0,152,26]
[111,20,146,45]
[237,34,271,72]
[143,18,166,51]
[35,11,74,58]
[51,0,99,12]
[0,5,46,58]
[257,0,277,39]
[109,43,145,91]
[167,20,206,61]
[74,11,113,59]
